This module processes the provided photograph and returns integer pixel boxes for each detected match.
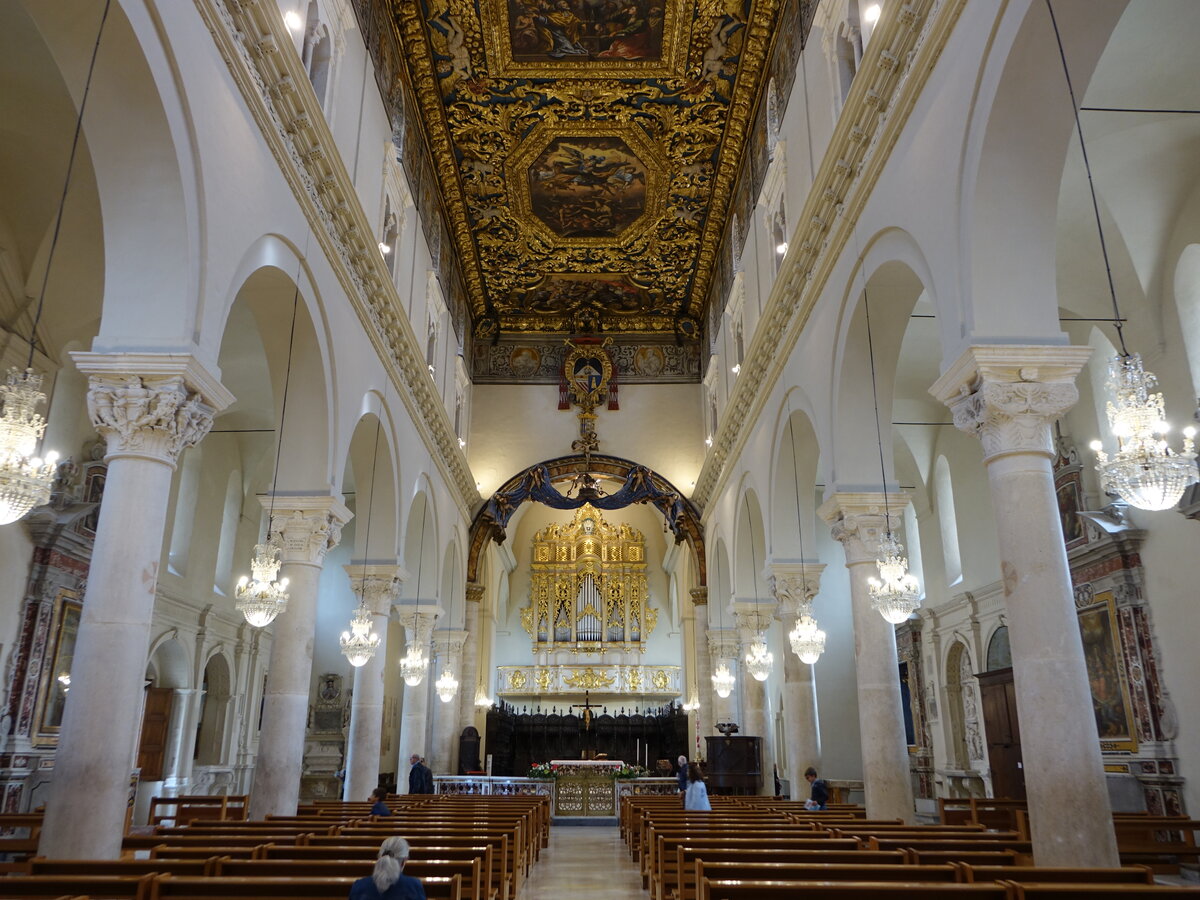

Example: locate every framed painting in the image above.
[1055,469,1088,550]
[33,590,82,748]
[1077,590,1138,752]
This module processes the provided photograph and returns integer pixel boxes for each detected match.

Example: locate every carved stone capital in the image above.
[930,345,1091,461]
[768,562,827,617]
[707,629,740,661]
[71,353,234,467]
[818,492,909,565]
[465,582,485,604]
[732,603,775,637]
[395,603,442,645]
[689,586,709,607]
[264,496,352,567]
[343,563,408,616]
[432,629,469,659]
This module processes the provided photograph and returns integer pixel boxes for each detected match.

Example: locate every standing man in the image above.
[408,754,433,794]
[676,755,688,795]
[804,766,829,810]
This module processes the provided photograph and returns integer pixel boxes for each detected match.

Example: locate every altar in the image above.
[550,760,624,818]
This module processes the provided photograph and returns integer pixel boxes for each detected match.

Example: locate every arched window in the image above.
[213,469,243,594]
[986,626,1012,671]
[303,2,334,110]
[168,447,202,575]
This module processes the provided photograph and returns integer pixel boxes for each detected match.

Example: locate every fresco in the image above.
[507,0,666,62]
[529,138,649,238]
[507,272,660,318]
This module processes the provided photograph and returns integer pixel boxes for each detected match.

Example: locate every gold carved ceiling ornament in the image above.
[520,504,653,649]
[384,0,782,337]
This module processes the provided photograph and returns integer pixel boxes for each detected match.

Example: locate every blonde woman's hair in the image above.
[372,836,411,891]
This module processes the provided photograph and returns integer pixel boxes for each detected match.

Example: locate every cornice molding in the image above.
[696,0,967,511]
[194,0,478,516]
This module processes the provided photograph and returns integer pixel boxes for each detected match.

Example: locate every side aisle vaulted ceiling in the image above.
[354,0,813,373]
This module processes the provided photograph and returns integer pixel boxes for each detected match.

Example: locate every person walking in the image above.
[804,766,829,810]
[408,754,433,794]
[683,762,711,811]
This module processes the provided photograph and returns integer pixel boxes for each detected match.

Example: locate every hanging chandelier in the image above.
[789,613,827,665]
[711,661,735,699]
[682,696,700,712]
[475,691,493,708]
[235,539,290,627]
[1090,354,1197,511]
[868,532,921,624]
[340,603,381,667]
[435,666,459,703]
[400,645,427,686]
[0,369,59,525]
[744,635,773,682]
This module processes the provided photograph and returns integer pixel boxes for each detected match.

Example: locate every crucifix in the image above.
[571,690,600,731]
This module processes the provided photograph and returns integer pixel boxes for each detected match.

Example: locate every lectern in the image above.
[704,735,763,795]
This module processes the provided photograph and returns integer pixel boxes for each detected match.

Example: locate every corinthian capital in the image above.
[71,353,234,466]
[266,496,352,567]
[465,582,485,604]
[768,562,826,616]
[344,563,408,615]
[707,629,740,661]
[433,629,469,660]
[818,492,908,565]
[930,345,1091,461]
[689,586,709,607]
[395,603,441,645]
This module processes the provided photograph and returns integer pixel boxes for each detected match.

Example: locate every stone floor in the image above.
[523,823,645,898]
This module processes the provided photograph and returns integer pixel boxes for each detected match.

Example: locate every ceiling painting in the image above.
[384,0,784,338]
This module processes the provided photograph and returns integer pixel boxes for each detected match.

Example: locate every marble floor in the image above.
[523,824,646,898]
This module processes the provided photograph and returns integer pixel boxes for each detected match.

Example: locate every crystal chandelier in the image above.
[789,613,827,665]
[235,539,290,627]
[868,532,921,624]
[340,603,381,667]
[475,691,493,708]
[400,645,428,687]
[435,666,459,703]
[744,635,773,682]
[0,369,59,525]
[1090,354,1197,511]
[682,696,700,712]
[711,661,735,699]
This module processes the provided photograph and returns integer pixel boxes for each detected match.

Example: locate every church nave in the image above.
[522,824,645,899]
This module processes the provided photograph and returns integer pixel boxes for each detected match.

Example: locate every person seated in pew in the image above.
[684,762,711,811]
[350,836,426,900]
[370,787,392,817]
[804,766,828,810]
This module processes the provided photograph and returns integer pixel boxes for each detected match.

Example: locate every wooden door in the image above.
[976,668,1025,800]
[137,687,174,781]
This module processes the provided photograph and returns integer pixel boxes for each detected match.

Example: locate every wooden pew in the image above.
[961,865,1155,885]
[0,874,154,898]
[698,880,1009,900]
[1000,886,1200,899]
[146,873,461,900]
[211,858,485,900]
[695,861,963,888]
[668,848,909,900]
[148,797,247,827]
[1112,817,1200,873]
[646,829,854,889]
[28,858,218,878]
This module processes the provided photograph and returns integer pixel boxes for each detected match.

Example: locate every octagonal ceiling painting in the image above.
[382,0,787,338]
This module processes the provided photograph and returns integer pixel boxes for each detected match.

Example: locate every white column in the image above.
[249,497,351,820]
[343,564,406,802]
[931,345,1118,866]
[732,605,773,742]
[459,585,484,733]
[689,588,712,749]
[41,354,230,859]
[733,605,775,794]
[430,630,468,774]
[707,630,739,730]
[163,688,202,795]
[819,492,915,823]
[396,604,440,780]
[770,564,825,799]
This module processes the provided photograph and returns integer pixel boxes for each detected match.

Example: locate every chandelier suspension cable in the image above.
[786,417,826,663]
[235,236,310,626]
[400,504,431,685]
[861,264,892,534]
[787,418,807,584]
[1045,0,1126,356]
[743,501,772,681]
[435,522,460,702]
[340,400,384,666]
[25,0,112,369]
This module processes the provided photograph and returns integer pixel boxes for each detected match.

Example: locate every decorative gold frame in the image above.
[1078,590,1138,753]
[33,590,82,748]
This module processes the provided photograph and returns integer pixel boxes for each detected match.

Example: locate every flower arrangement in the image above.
[527,762,559,779]
[613,764,648,779]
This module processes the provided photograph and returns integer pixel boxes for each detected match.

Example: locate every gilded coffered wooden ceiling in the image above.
[381,0,785,338]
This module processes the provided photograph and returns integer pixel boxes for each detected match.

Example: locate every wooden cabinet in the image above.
[704,735,762,796]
